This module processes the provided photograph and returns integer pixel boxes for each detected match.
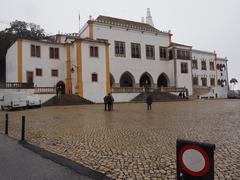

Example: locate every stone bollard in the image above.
[5,113,8,135]
[21,116,25,141]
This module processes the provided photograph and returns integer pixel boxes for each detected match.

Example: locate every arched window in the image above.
[157,73,169,87]
[139,72,154,87]
[120,71,135,87]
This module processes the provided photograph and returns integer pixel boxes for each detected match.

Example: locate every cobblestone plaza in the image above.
[0,100,240,179]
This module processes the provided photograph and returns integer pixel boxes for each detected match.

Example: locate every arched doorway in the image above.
[110,73,115,87]
[139,72,153,87]
[56,81,65,95]
[120,71,135,87]
[157,73,169,87]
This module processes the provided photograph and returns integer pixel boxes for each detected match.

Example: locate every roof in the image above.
[192,49,216,55]
[20,38,65,45]
[73,37,110,45]
[94,15,170,35]
[216,57,228,61]
[171,42,192,48]
[11,37,109,50]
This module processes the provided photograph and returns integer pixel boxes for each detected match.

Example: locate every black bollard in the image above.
[5,113,8,135]
[21,116,25,141]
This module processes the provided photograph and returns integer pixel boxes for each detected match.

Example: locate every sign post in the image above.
[177,139,215,180]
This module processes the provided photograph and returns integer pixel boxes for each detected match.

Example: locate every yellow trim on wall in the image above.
[66,44,72,95]
[76,41,83,97]
[17,39,23,82]
[169,34,172,46]
[105,45,111,94]
[88,22,94,39]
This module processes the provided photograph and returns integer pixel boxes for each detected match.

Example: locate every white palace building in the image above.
[5,9,229,103]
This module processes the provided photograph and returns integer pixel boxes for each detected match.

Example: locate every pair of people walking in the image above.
[104,93,114,111]
[104,93,152,111]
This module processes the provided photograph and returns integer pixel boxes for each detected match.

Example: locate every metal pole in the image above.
[21,116,25,141]
[5,113,8,135]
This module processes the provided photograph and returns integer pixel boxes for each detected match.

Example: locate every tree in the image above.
[230,78,238,90]
[0,20,46,82]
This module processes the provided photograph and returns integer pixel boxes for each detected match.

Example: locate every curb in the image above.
[19,141,111,180]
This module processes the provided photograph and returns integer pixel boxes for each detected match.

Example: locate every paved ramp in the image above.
[0,134,93,180]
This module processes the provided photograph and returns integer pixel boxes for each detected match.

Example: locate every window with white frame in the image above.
[131,43,141,58]
[115,41,125,57]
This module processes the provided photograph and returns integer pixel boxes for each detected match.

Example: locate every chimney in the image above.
[146,8,154,27]
[141,17,145,23]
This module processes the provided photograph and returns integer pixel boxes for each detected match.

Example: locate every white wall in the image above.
[81,41,107,103]
[88,23,174,87]
[192,50,228,98]
[192,50,216,87]
[70,41,108,102]
[6,42,18,82]
[176,60,193,95]
[21,40,66,87]
[112,93,140,102]
[216,58,228,98]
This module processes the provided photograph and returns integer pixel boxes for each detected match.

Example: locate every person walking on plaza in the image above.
[103,95,108,111]
[56,86,62,99]
[107,93,114,111]
[146,95,153,111]
[109,93,114,111]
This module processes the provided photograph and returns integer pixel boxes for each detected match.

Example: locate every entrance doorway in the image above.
[157,73,169,87]
[139,72,153,88]
[56,81,65,95]
[26,71,34,83]
[120,72,135,87]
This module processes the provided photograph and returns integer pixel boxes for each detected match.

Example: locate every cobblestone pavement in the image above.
[0,99,240,179]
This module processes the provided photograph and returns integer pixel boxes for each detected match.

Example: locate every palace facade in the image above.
[5,10,229,102]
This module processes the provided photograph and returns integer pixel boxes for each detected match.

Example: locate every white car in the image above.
[1,92,28,110]
[27,95,41,108]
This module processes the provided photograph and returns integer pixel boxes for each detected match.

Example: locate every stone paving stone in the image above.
[0,99,240,179]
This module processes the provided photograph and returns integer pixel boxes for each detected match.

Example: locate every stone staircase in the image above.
[131,91,187,102]
[43,95,94,106]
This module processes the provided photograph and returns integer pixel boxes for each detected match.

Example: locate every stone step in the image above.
[43,95,94,106]
[131,91,187,102]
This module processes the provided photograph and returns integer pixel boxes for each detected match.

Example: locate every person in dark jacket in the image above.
[146,95,153,111]
[109,93,114,111]
[107,93,114,111]
[103,95,108,111]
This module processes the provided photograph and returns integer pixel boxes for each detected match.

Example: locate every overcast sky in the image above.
[1,0,240,89]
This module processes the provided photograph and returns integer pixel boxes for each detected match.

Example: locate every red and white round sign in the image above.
[179,144,210,176]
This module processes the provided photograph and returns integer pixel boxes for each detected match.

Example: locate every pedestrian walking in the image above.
[107,93,114,111]
[179,92,182,98]
[146,95,153,111]
[103,95,108,111]
[109,93,114,111]
[182,92,185,99]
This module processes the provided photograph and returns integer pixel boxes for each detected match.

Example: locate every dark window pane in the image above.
[50,48,54,58]
[36,46,40,57]
[55,48,59,59]
[51,69,58,77]
[36,68,42,76]
[31,45,35,57]
[92,73,98,82]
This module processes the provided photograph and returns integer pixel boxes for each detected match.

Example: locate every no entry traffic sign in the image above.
[177,139,215,180]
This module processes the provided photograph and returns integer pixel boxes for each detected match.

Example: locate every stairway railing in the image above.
[0,82,34,89]
[34,87,56,94]
[111,86,187,93]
